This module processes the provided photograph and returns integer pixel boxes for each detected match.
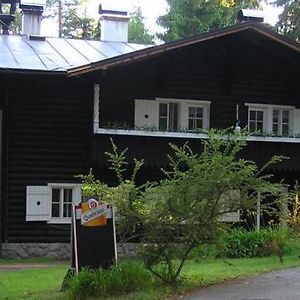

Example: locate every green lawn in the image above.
[1,253,300,300]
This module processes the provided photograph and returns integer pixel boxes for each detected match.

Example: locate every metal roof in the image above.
[0,34,151,73]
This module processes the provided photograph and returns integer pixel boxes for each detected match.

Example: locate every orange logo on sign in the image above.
[81,199,107,227]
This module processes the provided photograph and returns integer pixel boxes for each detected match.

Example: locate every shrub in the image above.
[67,260,154,299]
[221,228,290,259]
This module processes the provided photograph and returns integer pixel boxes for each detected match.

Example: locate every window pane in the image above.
[159,117,167,131]
[249,121,256,132]
[256,121,263,132]
[196,119,203,130]
[188,119,194,130]
[63,203,72,218]
[250,110,256,120]
[159,103,167,117]
[52,203,60,217]
[282,124,289,137]
[64,189,72,203]
[273,123,279,134]
[273,110,279,122]
[52,189,60,203]
[257,111,263,121]
[169,103,178,131]
[196,107,203,118]
[282,110,289,123]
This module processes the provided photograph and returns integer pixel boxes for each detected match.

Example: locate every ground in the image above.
[177,267,300,300]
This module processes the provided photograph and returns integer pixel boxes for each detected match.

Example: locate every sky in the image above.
[42,0,284,38]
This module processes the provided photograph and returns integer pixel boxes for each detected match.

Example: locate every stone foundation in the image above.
[0,243,140,259]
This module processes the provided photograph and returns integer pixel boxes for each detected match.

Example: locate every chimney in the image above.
[99,3,130,43]
[237,9,264,23]
[20,0,45,36]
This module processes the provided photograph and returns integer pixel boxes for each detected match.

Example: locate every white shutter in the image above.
[26,186,51,221]
[134,100,159,129]
[293,109,300,135]
[73,184,82,205]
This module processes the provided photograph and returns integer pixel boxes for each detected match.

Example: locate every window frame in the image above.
[246,103,294,136]
[47,183,81,224]
[156,98,210,132]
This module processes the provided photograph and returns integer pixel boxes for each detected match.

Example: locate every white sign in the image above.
[20,0,46,7]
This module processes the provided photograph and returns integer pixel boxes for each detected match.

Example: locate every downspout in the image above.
[93,83,100,133]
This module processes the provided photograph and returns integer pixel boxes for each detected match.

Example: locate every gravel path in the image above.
[175,267,300,300]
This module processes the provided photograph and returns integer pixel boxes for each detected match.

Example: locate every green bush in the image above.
[189,244,219,262]
[67,260,154,299]
[221,228,290,259]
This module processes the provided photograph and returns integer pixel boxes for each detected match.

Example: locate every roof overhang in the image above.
[67,22,300,77]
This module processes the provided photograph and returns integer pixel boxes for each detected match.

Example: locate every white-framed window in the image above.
[135,98,210,132]
[188,106,204,132]
[249,109,264,133]
[246,103,294,136]
[272,109,290,137]
[26,183,81,223]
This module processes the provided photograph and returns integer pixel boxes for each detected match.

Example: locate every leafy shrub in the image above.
[189,244,219,262]
[221,228,289,259]
[67,260,154,299]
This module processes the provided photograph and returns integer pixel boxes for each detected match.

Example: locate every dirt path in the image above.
[175,267,300,300]
[0,261,68,272]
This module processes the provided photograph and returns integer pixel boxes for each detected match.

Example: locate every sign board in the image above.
[71,200,117,272]
[20,0,46,6]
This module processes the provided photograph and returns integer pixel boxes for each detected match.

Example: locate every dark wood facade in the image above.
[1,26,300,245]
[0,74,93,243]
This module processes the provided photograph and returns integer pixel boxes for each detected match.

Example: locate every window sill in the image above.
[95,128,300,143]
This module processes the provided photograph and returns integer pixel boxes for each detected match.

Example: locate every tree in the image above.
[157,0,262,42]
[45,0,100,39]
[80,130,287,287]
[128,7,154,44]
[269,0,300,42]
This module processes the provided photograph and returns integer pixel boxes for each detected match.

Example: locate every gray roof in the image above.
[0,34,150,73]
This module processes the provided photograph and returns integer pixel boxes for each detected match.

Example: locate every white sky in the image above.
[42,0,283,38]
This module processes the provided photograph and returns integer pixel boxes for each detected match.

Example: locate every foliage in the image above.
[287,181,300,234]
[128,7,154,44]
[221,227,289,259]
[79,130,287,288]
[157,0,262,42]
[269,0,300,42]
[45,0,100,39]
[67,260,154,300]
[138,130,286,286]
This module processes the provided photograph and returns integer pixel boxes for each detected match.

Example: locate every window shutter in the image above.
[26,186,51,221]
[134,100,159,129]
[73,184,82,205]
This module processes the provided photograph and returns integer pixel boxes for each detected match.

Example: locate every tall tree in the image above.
[45,0,100,39]
[157,0,262,42]
[270,0,300,42]
[128,7,154,44]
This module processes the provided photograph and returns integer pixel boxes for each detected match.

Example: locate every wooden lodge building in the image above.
[0,4,299,257]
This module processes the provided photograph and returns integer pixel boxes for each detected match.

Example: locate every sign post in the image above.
[71,199,117,271]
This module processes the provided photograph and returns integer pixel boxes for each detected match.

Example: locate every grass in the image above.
[1,244,300,300]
